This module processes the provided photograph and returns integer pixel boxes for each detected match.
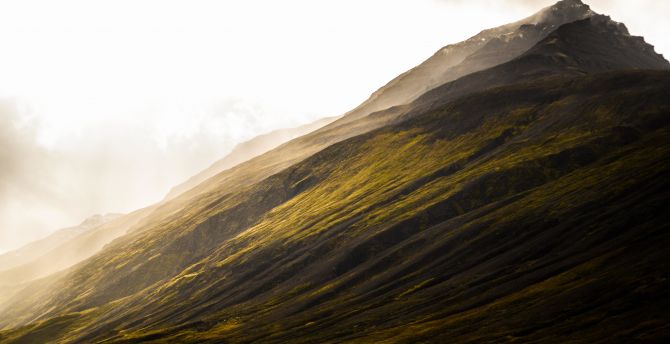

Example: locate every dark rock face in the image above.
[525,16,670,72]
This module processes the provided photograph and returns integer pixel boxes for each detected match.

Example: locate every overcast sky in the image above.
[0,0,667,253]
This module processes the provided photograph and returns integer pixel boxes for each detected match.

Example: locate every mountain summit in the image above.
[409,14,669,112]
[340,0,597,123]
[1,1,669,343]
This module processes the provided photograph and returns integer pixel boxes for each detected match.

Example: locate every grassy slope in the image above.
[2,70,668,343]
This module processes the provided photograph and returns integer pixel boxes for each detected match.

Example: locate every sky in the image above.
[0,0,668,253]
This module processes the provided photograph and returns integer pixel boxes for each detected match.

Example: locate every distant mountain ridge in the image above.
[164,117,335,200]
[0,210,150,292]
[0,213,121,273]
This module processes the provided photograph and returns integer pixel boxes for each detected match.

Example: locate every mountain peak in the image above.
[532,0,595,25]
[552,0,587,10]
[556,0,585,6]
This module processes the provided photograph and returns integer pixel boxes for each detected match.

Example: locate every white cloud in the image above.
[0,103,71,252]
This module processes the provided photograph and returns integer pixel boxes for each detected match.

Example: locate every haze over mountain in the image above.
[0,214,120,272]
[1,0,668,257]
[1,1,669,343]
[165,117,335,200]
[0,213,125,308]
[0,117,336,306]
[0,117,335,292]
[342,0,597,122]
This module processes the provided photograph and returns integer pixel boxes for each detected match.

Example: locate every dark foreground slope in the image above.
[2,70,669,343]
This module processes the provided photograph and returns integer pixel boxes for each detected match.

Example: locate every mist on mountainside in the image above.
[165,116,336,200]
[1,1,669,343]
[0,100,325,254]
[1,0,667,256]
[0,213,120,272]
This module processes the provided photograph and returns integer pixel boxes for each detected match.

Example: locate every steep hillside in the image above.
[165,13,668,213]
[1,2,670,343]
[2,70,669,344]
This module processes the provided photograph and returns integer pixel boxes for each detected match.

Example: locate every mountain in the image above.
[3,70,669,342]
[0,214,121,273]
[1,1,670,343]
[339,0,597,123]
[407,14,670,114]
[0,118,333,294]
[165,117,335,200]
[163,1,655,217]
[0,118,335,288]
